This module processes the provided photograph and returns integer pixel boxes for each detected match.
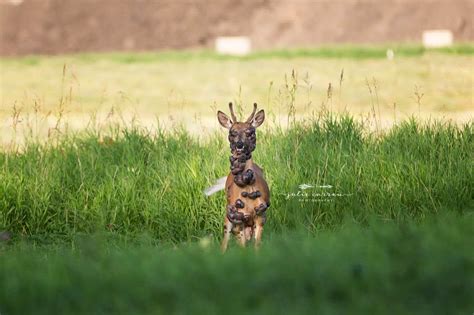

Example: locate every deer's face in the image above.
[217,103,265,154]
[228,123,256,153]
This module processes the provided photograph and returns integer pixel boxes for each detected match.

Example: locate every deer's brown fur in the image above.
[217,103,270,251]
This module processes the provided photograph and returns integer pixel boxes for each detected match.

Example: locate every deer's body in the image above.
[217,103,270,251]
[223,159,270,246]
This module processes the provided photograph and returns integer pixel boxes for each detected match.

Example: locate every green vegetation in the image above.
[2,43,473,64]
[0,113,472,314]
[1,116,472,242]
[1,216,473,315]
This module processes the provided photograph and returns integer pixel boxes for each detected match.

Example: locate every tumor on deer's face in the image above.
[217,103,265,155]
[229,123,256,153]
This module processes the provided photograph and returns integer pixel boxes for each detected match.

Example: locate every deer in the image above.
[205,102,270,252]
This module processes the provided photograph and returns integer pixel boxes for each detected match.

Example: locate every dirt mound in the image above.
[0,0,472,55]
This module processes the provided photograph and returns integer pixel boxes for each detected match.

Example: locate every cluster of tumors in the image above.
[226,127,269,225]
[228,127,256,186]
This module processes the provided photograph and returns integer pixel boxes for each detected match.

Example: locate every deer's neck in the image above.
[230,150,255,187]
[230,150,251,174]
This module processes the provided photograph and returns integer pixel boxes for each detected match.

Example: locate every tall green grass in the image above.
[1,114,472,314]
[1,115,472,243]
[1,216,473,315]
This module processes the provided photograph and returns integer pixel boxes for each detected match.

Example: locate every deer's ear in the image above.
[251,110,265,128]
[217,111,233,129]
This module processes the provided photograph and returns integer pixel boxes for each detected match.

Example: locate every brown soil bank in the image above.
[0,0,472,56]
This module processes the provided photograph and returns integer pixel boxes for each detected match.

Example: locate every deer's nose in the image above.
[236,141,244,149]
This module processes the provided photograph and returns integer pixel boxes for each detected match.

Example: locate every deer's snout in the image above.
[236,141,244,150]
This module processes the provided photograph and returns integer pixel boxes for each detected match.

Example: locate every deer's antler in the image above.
[246,103,258,123]
[228,102,237,122]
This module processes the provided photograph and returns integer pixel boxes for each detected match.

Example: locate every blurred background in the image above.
[0,0,472,54]
[0,0,472,146]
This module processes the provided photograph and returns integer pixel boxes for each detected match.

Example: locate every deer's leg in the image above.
[244,226,253,241]
[235,225,247,248]
[254,214,266,249]
[221,218,233,252]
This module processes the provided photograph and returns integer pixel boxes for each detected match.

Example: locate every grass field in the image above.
[1,217,473,315]
[0,46,473,314]
[1,45,473,147]
[1,115,473,313]
[1,116,473,240]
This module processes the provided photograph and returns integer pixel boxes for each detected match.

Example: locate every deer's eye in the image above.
[230,131,238,137]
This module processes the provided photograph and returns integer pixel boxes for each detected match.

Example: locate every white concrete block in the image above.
[422,30,453,48]
[215,36,251,56]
